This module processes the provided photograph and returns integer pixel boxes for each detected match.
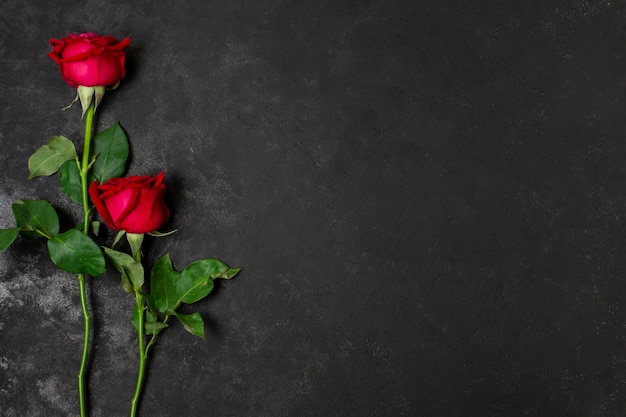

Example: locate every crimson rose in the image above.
[48,32,130,88]
[89,173,170,234]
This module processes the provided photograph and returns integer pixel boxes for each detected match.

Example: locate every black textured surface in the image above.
[1,1,626,416]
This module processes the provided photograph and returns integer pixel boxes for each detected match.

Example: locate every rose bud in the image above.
[89,172,170,234]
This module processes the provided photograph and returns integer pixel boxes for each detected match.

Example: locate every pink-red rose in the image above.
[89,173,170,234]
[48,32,130,88]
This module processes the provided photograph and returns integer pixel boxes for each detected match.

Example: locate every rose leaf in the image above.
[103,247,145,292]
[174,311,205,339]
[91,122,129,183]
[12,199,60,239]
[214,267,241,280]
[27,135,77,179]
[59,159,89,204]
[47,229,106,276]
[175,259,227,305]
[150,253,181,314]
[0,228,20,252]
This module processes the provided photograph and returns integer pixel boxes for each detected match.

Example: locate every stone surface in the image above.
[0,0,625,416]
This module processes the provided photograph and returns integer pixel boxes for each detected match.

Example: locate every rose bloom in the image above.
[89,173,170,234]
[48,32,130,88]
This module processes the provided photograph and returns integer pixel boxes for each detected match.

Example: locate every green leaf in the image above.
[28,136,77,179]
[91,122,129,183]
[132,305,168,335]
[103,247,145,291]
[146,317,168,335]
[177,259,224,304]
[12,199,59,239]
[143,294,159,318]
[120,268,133,293]
[58,159,86,203]
[47,229,106,276]
[150,255,237,314]
[174,311,205,339]
[150,253,181,313]
[215,268,241,280]
[0,228,20,252]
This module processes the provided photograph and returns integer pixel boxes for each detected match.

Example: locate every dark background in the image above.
[0,0,625,416]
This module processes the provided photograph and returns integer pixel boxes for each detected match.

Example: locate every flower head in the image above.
[89,173,170,234]
[49,32,130,88]
[49,33,130,114]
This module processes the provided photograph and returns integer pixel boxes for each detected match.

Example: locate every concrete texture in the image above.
[1,0,625,416]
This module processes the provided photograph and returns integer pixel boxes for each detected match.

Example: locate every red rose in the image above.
[89,173,170,234]
[48,32,130,88]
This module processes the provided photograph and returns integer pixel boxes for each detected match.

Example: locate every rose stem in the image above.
[130,250,146,417]
[77,273,90,417]
[132,303,168,416]
[80,100,95,235]
[77,99,96,417]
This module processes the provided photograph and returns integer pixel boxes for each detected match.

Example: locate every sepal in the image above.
[77,85,106,117]
[126,233,144,259]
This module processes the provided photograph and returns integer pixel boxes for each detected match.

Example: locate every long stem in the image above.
[77,273,91,417]
[81,102,95,235]
[77,101,95,417]
[145,316,168,355]
[130,293,146,417]
[130,249,146,417]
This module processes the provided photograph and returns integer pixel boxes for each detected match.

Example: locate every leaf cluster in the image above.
[0,123,129,274]
[35,123,129,203]
[0,200,105,275]
[106,247,240,339]
[1,120,241,344]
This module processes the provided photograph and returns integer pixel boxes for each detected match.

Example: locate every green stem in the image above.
[77,273,91,417]
[130,292,146,417]
[81,102,95,235]
[77,101,95,417]
[145,316,167,355]
[130,250,146,417]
